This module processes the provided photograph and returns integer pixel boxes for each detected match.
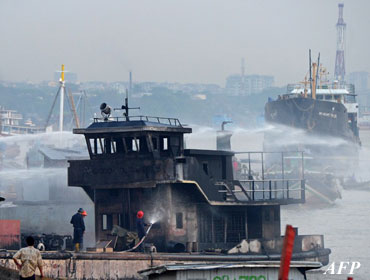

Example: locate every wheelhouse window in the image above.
[88,138,104,155]
[334,94,342,102]
[132,138,140,152]
[87,135,152,157]
[87,137,118,155]
[113,138,125,153]
[344,95,356,103]
[162,137,168,151]
[102,214,113,231]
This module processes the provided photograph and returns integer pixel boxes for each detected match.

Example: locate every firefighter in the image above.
[70,208,87,252]
[136,210,147,239]
[136,210,148,252]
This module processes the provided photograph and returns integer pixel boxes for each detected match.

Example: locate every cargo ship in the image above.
[265,63,360,145]
[264,58,360,204]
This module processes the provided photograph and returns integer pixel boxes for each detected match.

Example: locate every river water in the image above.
[282,130,370,280]
[2,127,369,279]
[186,126,370,280]
[282,189,370,279]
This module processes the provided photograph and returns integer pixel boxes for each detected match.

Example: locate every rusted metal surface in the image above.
[68,158,175,188]
[0,252,328,280]
[0,220,20,250]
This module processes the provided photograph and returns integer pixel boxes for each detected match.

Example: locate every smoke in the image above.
[0,131,86,169]
[261,124,349,148]
[185,123,349,151]
[353,130,370,181]
[0,131,85,149]
[185,123,362,179]
[0,168,65,184]
[0,132,95,245]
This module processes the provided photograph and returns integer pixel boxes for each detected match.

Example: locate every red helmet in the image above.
[137,210,144,218]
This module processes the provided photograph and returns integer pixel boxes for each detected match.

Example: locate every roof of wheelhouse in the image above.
[73,98,192,135]
[73,118,192,135]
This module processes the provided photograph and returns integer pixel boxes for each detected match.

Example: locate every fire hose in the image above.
[124,223,153,252]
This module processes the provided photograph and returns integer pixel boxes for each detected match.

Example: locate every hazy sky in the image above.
[1,0,369,86]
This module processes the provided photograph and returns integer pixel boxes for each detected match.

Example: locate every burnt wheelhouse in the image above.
[68,100,328,264]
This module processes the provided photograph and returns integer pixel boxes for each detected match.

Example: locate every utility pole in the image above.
[240,58,245,95]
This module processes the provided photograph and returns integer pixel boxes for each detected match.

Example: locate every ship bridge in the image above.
[69,115,305,206]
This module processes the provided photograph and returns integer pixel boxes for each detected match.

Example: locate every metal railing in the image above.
[234,151,305,182]
[93,115,183,127]
[217,179,305,203]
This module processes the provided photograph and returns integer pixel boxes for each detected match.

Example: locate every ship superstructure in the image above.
[0,107,43,136]
[67,96,330,265]
[264,55,359,204]
[265,57,360,145]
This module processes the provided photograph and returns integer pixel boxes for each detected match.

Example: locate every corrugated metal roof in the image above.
[139,261,322,276]
[39,146,88,161]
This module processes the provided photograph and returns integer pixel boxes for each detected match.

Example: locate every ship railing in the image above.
[217,179,305,203]
[10,113,23,119]
[287,83,355,94]
[93,115,183,127]
[1,124,45,134]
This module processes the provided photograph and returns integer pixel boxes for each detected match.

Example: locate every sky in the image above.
[0,0,369,86]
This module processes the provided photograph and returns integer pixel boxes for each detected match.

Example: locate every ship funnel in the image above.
[217,121,233,151]
[100,103,112,121]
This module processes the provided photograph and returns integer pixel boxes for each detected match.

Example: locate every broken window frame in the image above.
[132,137,140,152]
[86,133,159,158]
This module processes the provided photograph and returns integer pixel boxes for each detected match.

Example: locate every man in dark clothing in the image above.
[70,208,87,252]
[136,210,147,239]
[136,210,148,252]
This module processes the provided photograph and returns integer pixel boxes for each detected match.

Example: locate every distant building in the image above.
[348,71,369,92]
[226,74,274,95]
[54,71,78,83]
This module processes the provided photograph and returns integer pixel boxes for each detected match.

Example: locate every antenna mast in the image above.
[129,71,133,98]
[309,50,313,98]
[334,3,346,82]
[59,64,65,131]
[115,89,140,121]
